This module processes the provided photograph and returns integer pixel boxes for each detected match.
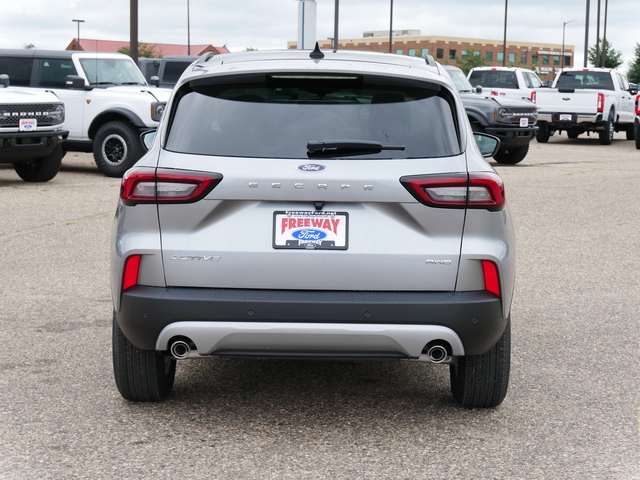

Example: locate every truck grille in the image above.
[0,103,63,127]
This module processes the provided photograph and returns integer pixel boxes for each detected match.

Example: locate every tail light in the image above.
[122,255,142,291]
[400,172,505,211]
[530,91,537,103]
[120,168,223,206]
[597,93,605,113]
[481,260,501,297]
[635,94,640,115]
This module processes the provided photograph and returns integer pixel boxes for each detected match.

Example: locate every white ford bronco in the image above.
[0,74,68,182]
[0,49,172,176]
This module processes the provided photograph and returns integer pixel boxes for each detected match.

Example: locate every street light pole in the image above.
[583,0,590,68]
[562,20,575,72]
[502,0,508,66]
[187,0,191,55]
[389,0,393,53]
[72,19,85,51]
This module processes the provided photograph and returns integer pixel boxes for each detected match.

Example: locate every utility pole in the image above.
[502,0,508,66]
[389,0,393,53]
[72,19,84,51]
[583,0,590,68]
[130,0,138,65]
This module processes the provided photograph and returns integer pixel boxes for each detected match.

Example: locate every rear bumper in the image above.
[537,112,602,125]
[0,130,68,162]
[116,286,508,356]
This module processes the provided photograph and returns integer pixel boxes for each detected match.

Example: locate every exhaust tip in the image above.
[426,344,449,364]
[170,340,192,359]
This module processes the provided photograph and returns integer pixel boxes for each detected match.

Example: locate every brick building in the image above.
[288,31,574,81]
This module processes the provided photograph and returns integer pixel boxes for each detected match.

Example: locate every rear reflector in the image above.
[120,168,223,206]
[400,172,505,211]
[481,260,501,297]
[122,255,141,291]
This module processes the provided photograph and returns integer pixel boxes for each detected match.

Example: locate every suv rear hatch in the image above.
[155,71,467,292]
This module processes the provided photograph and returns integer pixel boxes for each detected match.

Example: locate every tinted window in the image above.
[162,61,192,85]
[0,57,33,86]
[555,71,615,90]
[38,58,77,88]
[469,70,518,89]
[166,74,461,159]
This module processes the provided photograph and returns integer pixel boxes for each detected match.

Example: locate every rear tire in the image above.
[450,318,511,408]
[493,144,529,164]
[12,144,63,182]
[93,121,144,177]
[536,124,550,143]
[626,125,635,141]
[636,124,640,149]
[112,313,176,401]
[598,116,614,145]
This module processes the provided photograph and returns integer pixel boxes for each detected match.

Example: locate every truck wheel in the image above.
[625,125,635,141]
[493,144,529,164]
[112,313,176,401]
[536,124,550,143]
[450,318,510,408]
[599,117,614,145]
[93,121,144,177]
[12,144,63,182]
[636,124,640,149]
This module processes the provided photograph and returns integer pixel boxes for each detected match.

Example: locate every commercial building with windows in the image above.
[288,31,574,80]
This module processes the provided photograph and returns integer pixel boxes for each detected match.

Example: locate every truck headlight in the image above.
[151,102,166,122]
[50,104,65,123]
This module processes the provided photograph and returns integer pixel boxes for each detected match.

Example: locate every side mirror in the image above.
[0,74,9,88]
[66,75,89,90]
[150,75,160,88]
[473,132,500,157]
[475,85,483,95]
[141,130,156,151]
[629,83,638,95]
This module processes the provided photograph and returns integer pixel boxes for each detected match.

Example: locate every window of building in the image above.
[520,54,527,64]
[437,49,444,59]
[497,52,504,63]
[543,55,549,65]
[461,50,468,60]
[564,56,571,66]
[408,49,416,56]
[532,54,539,64]
[474,51,481,57]
[449,49,457,60]
[508,53,516,64]
[553,55,560,66]
[421,48,429,58]
[395,49,404,55]
[486,51,493,62]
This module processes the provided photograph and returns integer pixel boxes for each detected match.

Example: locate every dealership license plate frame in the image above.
[273,210,349,250]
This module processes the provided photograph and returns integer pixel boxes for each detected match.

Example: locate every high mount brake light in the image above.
[120,168,223,206]
[400,172,505,211]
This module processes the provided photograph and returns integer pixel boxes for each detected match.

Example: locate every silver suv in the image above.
[110,47,516,408]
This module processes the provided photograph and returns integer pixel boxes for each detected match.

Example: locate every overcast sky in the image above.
[1,0,638,70]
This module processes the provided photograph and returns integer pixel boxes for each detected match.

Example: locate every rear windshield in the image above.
[555,71,615,90]
[165,73,461,159]
[469,70,518,89]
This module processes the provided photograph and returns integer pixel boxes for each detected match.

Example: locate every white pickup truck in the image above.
[468,67,546,101]
[0,49,173,176]
[531,68,639,145]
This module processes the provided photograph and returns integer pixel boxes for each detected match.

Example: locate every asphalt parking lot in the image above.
[0,134,639,479]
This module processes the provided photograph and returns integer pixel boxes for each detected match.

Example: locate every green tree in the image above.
[244,47,258,51]
[588,38,623,68]
[455,49,486,75]
[24,43,36,49]
[118,43,160,58]
[627,42,640,84]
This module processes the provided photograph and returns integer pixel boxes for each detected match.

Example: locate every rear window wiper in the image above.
[307,140,405,156]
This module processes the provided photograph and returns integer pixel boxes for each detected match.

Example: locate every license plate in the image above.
[19,119,37,132]
[273,211,348,250]
[519,118,529,127]
[559,114,572,122]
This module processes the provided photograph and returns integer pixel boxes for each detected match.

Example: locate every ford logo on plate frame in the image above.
[297,163,327,173]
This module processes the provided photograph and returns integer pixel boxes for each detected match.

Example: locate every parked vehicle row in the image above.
[0,49,172,177]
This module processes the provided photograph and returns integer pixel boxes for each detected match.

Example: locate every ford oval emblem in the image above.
[292,229,327,240]
[297,163,327,173]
